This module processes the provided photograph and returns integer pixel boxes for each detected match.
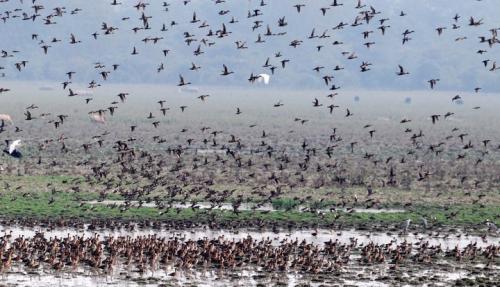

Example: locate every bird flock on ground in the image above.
[0,231,496,275]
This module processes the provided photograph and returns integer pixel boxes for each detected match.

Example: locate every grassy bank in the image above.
[0,189,497,228]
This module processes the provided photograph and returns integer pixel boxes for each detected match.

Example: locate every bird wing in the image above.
[310,28,315,37]
[257,73,270,84]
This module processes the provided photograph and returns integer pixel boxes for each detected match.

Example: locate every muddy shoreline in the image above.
[0,225,496,287]
[0,216,495,238]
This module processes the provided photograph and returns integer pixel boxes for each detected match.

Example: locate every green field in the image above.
[0,176,497,230]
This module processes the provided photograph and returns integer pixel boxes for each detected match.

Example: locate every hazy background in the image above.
[0,0,499,92]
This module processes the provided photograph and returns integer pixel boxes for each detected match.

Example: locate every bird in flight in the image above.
[3,140,22,158]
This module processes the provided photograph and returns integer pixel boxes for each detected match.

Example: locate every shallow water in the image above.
[0,224,497,287]
[0,270,380,287]
[88,200,406,214]
[0,224,497,249]
[2,260,494,287]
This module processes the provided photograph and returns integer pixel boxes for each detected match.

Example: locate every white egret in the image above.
[3,139,22,158]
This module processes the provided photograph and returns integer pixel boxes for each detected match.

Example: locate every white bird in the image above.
[89,112,106,124]
[4,139,22,158]
[0,114,13,124]
[257,73,270,85]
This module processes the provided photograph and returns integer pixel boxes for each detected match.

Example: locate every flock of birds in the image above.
[0,0,498,232]
[0,0,498,281]
[0,0,500,214]
[0,231,495,275]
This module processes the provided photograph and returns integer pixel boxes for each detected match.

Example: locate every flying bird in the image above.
[257,73,270,84]
[4,140,22,158]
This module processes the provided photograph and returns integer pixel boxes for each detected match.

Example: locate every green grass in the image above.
[271,198,301,210]
[0,190,497,228]
[0,175,498,228]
